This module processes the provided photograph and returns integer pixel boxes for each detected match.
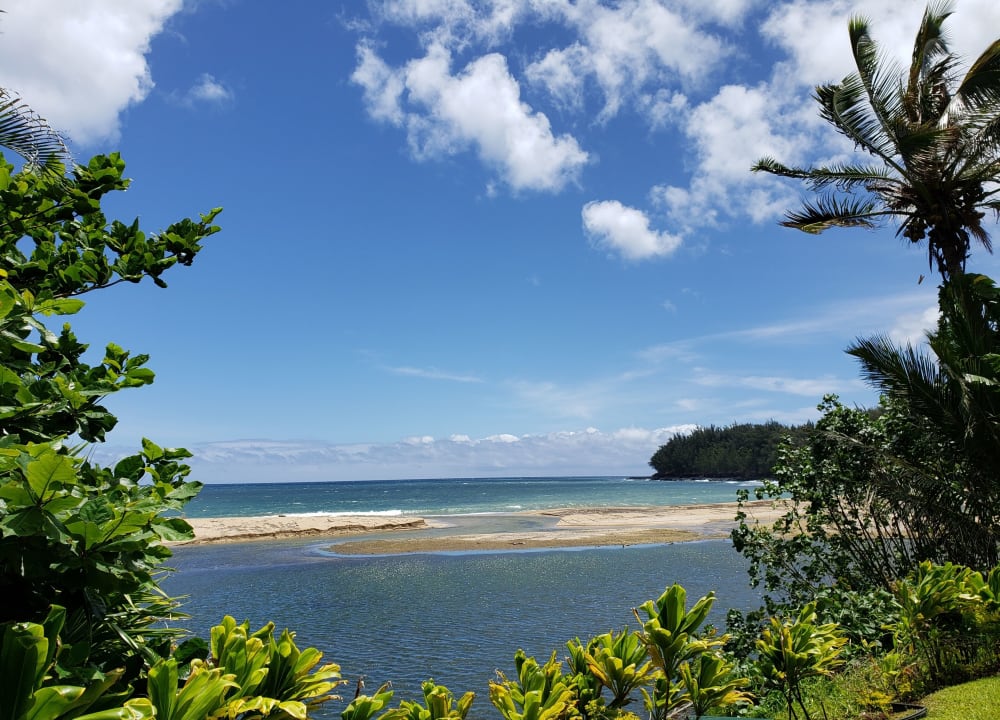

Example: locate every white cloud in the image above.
[181,73,233,106]
[86,425,697,482]
[653,83,809,232]
[582,200,682,260]
[526,0,729,123]
[0,0,183,145]
[888,304,938,346]
[352,43,588,192]
[693,370,855,397]
[387,365,483,382]
[673,0,758,26]
[378,0,529,46]
[672,0,1000,233]
[353,44,407,124]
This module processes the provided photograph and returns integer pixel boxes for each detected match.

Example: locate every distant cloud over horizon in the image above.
[94,425,697,483]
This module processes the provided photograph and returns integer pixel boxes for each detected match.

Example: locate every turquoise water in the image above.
[182,476,759,518]
[163,478,763,719]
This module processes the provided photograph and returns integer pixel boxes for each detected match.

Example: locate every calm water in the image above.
[163,478,763,719]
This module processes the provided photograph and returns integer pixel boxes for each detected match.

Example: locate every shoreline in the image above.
[173,500,784,553]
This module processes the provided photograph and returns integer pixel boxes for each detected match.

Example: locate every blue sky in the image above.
[3,0,1000,481]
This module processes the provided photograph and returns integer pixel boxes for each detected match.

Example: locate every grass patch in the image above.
[923,676,1000,719]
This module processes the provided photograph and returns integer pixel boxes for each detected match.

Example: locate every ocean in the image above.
[162,477,766,719]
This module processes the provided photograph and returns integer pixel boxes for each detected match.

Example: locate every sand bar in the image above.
[174,500,783,554]
[175,515,446,545]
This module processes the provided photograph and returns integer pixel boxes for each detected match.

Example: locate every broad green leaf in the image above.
[25,685,87,720]
[25,451,77,501]
[34,297,85,316]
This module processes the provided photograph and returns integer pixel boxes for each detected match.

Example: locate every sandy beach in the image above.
[175,500,783,554]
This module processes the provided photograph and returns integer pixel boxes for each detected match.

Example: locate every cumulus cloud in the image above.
[637,1,1000,237]
[352,42,588,192]
[0,0,183,145]
[356,1,1000,234]
[653,83,811,232]
[179,73,234,106]
[582,200,682,260]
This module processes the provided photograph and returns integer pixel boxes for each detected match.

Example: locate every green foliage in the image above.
[649,421,810,480]
[0,606,152,720]
[755,603,847,720]
[490,650,578,720]
[677,653,752,719]
[0,150,219,687]
[634,585,724,683]
[570,629,654,710]
[383,681,474,720]
[207,616,344,718]
[730,387,999,628]
[139,615,343,720]
[0,87,73,175]
[342,684,395,720]
[634,585,749,720]
[145,658,236,720]
[892,561,1000,688]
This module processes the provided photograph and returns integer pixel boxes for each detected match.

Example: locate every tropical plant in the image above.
[891,560,1000,687]
[634,585,725,682]
[847,273,1000,570]
[633,585,730,718]
[0,605,155,720]
[752,2,1000,282]
[342,684,395,720]
[677,654,751,720]
[569,629,654,711]
[490,650,578,720]
[382,681,474,720]
[207,616,344,718]
[755,603,847,720]
[730,388,998,626]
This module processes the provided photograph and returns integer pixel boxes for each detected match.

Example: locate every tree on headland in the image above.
[648,421,810,480]
[752,1,1000,282]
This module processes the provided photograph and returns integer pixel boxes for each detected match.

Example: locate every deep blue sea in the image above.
[162,477,765,719]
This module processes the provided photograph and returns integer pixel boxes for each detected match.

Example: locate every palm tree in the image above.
[846,273,1000,568]
[753,2,1000,282]
[0,86,72,172]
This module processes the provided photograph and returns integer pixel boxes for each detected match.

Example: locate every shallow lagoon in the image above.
[164,537,762,719]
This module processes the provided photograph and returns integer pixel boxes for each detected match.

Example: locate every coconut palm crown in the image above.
[753,2,1000,282]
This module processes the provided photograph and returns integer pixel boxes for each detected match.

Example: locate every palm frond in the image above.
[847,334,957,436]
[817,75,901,163]
[781,196,881,233]
[0,87,72,173]
[846,17,906,151]
[801,163,896,192]
[955,38,1000,111]
[751,157,814,179]
[906,2,956,122]
[752,156,895,192]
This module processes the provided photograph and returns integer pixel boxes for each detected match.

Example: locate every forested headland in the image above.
[648,420,812,479]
